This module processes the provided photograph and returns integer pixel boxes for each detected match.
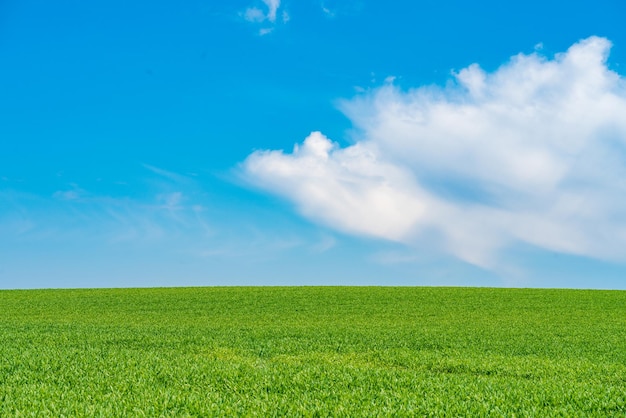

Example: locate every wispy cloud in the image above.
[142,163,190,184]
[321,4,334,17]
[242,0,288,35]
[52,183,87,201]
[242,37,626,269]
[1,165,213,246]
[320,1,363,18]
[1,164,324,278]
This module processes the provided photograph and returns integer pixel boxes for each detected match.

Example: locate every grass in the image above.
[0,286,625,416]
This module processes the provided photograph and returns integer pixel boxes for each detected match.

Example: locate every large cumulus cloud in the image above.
[243,37,626,268]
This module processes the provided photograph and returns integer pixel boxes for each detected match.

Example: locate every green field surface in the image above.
[1,287,625,416]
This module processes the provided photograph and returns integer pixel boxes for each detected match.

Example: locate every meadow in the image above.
[0,286,625,416]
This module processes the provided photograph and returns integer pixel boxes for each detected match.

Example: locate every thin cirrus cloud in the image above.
[0,166,212,246]
[242,36,626,269]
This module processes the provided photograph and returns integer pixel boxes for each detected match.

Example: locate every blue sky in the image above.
[2,0,626,289]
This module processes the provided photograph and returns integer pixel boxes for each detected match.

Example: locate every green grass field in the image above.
[1,287,625,416]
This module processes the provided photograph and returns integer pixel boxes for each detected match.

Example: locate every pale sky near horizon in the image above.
[2,0,626,289]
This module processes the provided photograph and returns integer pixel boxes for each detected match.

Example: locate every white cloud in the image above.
[245,131,428,242]
[262,0,280,22]
[243,0,286,34]
[321,5,334,17]
[243,7,266,23]
[242,37,626,268]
